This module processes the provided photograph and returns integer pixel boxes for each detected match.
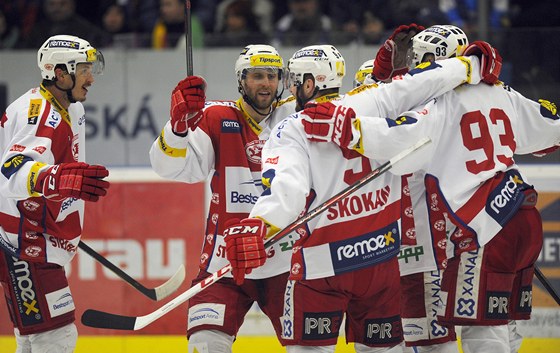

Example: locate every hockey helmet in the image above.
[354,59,374,88]
[411,25,469,68]
[37,35,104,80]
[286,45,345,91]
[235,44,284,82]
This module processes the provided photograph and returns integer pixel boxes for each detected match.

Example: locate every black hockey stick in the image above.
[184,0,193,75]
[78,241,185,301]
[534,265,560,306]
[81,138,431,330]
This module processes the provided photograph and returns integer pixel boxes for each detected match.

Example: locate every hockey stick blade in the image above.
[82,265,232,330]
[78,241,186,301]
[81,137,431,330]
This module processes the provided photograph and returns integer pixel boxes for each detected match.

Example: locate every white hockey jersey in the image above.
[355,82,560,257]
[0,85,87,266]
[342,55,483,274]
[250,96,404,280]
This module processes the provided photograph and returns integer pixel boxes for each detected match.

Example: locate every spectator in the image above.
[273,0,332,47]
[214,0,274,35]
[192,0,220,33]
[1,0,40,43]
[152,0,204,49]
[207,0,268,47]
[100,3,137,47]
[0,9,19,49]
[361,11,386,44]
[22,0,112,48]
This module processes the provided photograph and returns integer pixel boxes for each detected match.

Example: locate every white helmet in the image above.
[286,45,345,91]
[38,35,105,80]
[235,44,284,82]
[354,59,374,88]
[411,25,469,68]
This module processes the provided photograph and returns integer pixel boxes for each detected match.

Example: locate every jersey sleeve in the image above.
[354,101,441,175]
[344,55,481,119]
[505,88,560,154]
[249,115,311,235]
[149,114,216,183]
[1,98,57,199]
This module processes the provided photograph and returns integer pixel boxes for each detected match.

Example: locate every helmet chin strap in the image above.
[54,74,77,103]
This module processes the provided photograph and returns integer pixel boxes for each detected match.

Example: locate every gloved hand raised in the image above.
[373,23,425,82]
[223,218,267,285]
[34,162,110,202]
[463,41,502,85]
[170,76,206,136]
[301,102,359,150]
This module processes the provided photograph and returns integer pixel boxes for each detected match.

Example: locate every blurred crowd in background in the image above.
[1,0,559,50]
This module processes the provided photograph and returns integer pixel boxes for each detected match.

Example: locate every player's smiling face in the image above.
[242,68,279,110]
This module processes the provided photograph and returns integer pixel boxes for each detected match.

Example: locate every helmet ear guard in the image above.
[38,35,104,80]
[286,45,345,92]
[411,25,469,68]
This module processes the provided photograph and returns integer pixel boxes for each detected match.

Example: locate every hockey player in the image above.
[0,35,110,352]
[225,44,408,353]
[149,44,296,353]
[300,42,558,353]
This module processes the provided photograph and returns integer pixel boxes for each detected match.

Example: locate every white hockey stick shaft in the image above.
[81,137,431,330]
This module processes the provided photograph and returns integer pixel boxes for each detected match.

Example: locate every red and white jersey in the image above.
[150,97,297,279]
[250,97,403,280]
[0,85,86,266]
[356,83,560,256]
[342,55,482,118]
[341,55,483,275]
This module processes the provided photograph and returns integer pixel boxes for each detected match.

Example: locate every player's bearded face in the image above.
[243,68,279,110]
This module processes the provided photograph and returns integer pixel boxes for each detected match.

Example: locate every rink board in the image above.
[0,167,559,351]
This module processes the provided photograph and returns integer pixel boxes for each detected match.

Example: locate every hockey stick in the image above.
[534,265,560,306]
[184,0,193,75]
[81,137,432,330]
[78,241,185,301]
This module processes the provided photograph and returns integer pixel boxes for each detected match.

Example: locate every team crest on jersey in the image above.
[2,154,31,179]
[409,61,443,76]
[387,116,417,127]
[538,99,559,120]
[72,135,79,161]
[245,139,264,164]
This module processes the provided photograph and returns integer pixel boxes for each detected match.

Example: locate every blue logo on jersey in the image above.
[485,169,528,226]
[386,116,417,127]
[2,154,32,179]
[329,221,400,274]
[221,119,241,133]
[409,61,443,76]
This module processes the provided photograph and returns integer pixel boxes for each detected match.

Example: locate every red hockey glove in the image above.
[463,41,502,85]
[302,102,358,149]
[34,162,110,202]
[224,218,267,285]
[170,75,206,136]
[373,23,425,81]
